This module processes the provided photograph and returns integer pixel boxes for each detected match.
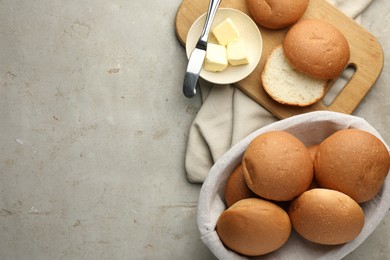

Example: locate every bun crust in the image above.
[217,198,291,256]
[224,164,257,207]
[314,129,390,203]
[289,188,365,245]
[246,0,308,29]
[242,131,313,201]
[283,19,350,79]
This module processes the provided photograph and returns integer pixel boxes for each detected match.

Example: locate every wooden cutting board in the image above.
[175,0,384,119]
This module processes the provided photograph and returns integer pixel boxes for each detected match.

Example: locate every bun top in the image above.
[216,198,291,256]
[246,0,308,29]
[289,188,365,245]
[283,19,350,79]
[314,129,390,203]
[224,164,257,207]
[242,131,313,201]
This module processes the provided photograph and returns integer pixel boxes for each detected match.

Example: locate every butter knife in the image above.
[183,0,222,98]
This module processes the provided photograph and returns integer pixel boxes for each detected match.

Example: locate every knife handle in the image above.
[199,0,223,44]
[182,0,222,98]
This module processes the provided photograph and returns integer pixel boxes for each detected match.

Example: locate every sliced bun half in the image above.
[262,45,327,106]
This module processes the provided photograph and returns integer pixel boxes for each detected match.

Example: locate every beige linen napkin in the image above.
[185,0,374,183]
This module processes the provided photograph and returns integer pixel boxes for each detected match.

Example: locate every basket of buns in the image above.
[197,111,390,259]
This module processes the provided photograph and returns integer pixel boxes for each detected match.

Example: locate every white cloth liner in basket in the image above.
[197,111,390,260]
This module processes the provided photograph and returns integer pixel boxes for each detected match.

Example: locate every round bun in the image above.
[246,0,308,29]
[217,198,291,256]
[262,45,327,106]
[224,164,257,207]
[314,129,390,203]
[283,19,350,79]
[242,131,313,201]
[289,188,365,245]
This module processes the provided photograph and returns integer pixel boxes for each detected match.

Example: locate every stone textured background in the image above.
[0,0,389,259]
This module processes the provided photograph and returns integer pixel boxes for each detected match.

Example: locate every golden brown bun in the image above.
[246,0,308,29]
[314,129,390,203]
[224,164,257,207]
[289,188,365,245]
[283,19,350,79]
[242,131,313,201]
[217,198,291,256]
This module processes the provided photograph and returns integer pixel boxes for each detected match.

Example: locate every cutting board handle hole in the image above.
[322,65,356,106]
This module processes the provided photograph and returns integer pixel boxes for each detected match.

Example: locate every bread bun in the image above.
[242,131,313,201]
[283,19,350,79]
[216,198,291,256]
[314,129,390,203]
[246,0,308,29]
[224,164,257,207]
[262,45,327,106]
[289,188,365,245]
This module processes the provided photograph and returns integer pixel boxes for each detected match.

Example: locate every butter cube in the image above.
[212,18,239,46]
[227,39,249,66]
[204,43,228,72]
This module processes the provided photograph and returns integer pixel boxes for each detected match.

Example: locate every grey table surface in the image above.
[0,0,389,259]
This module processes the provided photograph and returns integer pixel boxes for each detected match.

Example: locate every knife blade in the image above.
[183,0,222,98]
